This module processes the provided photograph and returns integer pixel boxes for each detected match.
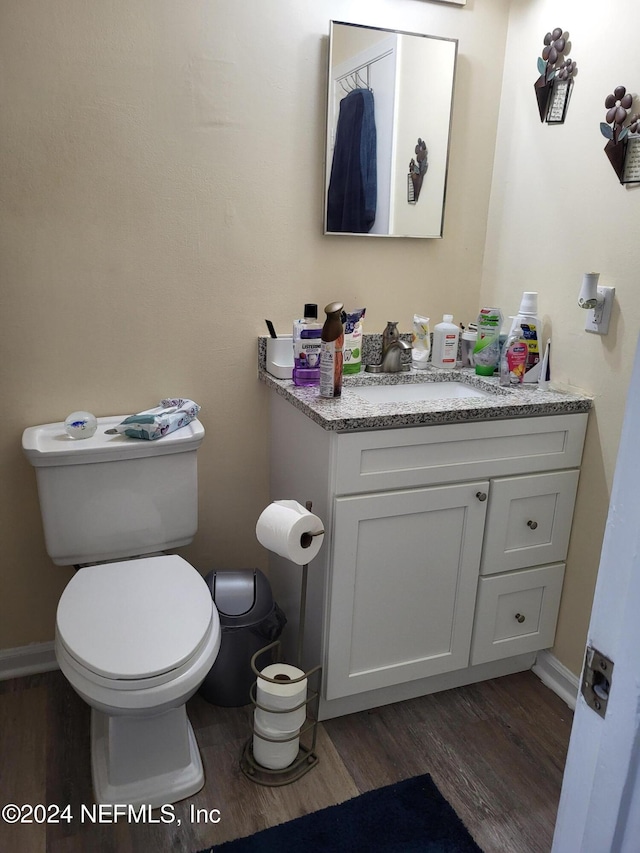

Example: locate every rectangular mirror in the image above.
[324,21,457,239]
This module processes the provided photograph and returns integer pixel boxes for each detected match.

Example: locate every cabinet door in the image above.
[324,482,489,700]
[471,563,565,665]
[480,470,579,575]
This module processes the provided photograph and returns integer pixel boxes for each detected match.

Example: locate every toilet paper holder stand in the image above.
[240,502,323,786]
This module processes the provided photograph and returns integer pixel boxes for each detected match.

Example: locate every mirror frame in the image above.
[324,21,458,239]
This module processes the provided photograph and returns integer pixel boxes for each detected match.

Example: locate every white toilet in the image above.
[22,414,221,808]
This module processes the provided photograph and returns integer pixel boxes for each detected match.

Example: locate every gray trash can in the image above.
[199,568,286,707]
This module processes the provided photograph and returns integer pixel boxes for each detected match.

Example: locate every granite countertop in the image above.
[257,337,593,432]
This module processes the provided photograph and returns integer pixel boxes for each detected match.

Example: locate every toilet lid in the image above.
[56,555,214,680]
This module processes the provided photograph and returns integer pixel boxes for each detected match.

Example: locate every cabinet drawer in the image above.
[470,563,565,665]
[334,414,587,495]
[480,470,579,574]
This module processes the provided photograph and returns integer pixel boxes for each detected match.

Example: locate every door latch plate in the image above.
[581,645,614,719]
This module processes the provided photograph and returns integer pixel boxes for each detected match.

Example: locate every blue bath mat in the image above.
[199,773,481,852]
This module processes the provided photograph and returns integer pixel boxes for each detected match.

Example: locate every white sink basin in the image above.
[352,381,495,404]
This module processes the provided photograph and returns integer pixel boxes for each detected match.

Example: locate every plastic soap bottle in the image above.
[319,302,345,397]
[343,308,366,375]
[292,304,322,386]
[473,307,503,376]
[431,314,459,369]
[509,292,540,383]
[460,324,478,368]
[411,315,431,369]
[500,326,528,386]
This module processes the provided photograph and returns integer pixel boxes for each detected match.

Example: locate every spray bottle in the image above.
[319,302,345,397]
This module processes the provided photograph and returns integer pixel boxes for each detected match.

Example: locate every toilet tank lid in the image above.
[22,416,205,467]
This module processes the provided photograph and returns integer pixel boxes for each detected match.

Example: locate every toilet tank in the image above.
[22,415,205,566]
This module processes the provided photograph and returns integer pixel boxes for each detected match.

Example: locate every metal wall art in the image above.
[534,28,576,124]
[600,86,640,184]
[408,139,428,204]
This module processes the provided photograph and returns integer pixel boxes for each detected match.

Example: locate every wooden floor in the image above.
[0,669,573,853]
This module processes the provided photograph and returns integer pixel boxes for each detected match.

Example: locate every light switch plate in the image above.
[585,286,615,335]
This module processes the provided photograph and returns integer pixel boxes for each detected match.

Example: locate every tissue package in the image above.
[113,398,200,440]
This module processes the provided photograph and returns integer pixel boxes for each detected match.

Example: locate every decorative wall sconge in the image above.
[534,28,576,124]
[408,139,428,203]
[600,86,640,184]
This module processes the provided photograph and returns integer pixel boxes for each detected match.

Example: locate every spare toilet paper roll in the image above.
[255,500,324,565]
[252,713,300,770]
[255,703,306,734]
[256,663,308,712]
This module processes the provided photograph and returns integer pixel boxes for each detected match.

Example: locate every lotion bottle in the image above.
[319,302,344,397]
[411,315,431,369]
[431,314,459,369]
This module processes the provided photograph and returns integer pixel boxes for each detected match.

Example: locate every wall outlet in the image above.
[584,286,615,335]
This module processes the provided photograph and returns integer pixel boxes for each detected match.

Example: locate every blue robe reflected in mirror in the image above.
[327,88,377,233]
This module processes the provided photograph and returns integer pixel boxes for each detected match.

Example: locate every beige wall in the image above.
[7,0,631,681]
[482,0,640,672]
[1,0,508,651]
[330,21,389,68]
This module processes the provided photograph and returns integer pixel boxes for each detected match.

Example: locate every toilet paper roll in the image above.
[252,713,300,770]
[256,663,308,712]
[255,703,306,734]
[255,500,324,565]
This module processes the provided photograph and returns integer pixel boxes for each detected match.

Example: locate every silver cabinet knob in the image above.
[527,520,538,529]
[476,492,487,502]
[515,613,526,623]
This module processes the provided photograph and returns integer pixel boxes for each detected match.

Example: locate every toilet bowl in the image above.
[55,554,221,807]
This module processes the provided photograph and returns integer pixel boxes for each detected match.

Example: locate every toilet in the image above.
[22,414,221,808]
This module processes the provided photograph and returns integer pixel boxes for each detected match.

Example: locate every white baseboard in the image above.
[532,649,579,710]
[0,641,580,714]
[0,642,59,681]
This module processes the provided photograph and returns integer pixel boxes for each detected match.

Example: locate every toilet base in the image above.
[91,705,205,808]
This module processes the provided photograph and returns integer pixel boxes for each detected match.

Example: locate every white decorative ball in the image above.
[64,411,98,439]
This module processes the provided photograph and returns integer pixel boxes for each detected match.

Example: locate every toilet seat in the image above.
[56,623,215,691]
[56,554,214,682]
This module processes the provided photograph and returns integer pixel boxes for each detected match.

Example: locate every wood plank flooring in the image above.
[0,669,573,852]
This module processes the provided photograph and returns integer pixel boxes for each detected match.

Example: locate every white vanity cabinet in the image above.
[267,391,587,720]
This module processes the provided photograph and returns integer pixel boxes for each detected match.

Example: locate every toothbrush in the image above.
[265,320,278,339]
[538,339,551,391]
